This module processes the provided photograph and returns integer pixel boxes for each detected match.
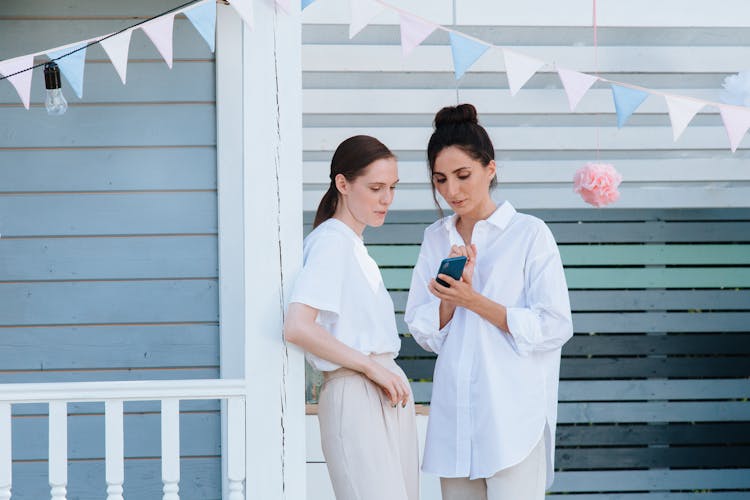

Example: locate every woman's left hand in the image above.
[429,274,479,309]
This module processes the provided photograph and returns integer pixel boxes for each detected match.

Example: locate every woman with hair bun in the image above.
[284,135,419,500]
[405,104,573,499]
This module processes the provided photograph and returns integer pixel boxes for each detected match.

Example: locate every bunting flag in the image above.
[611,84,649,128]
[503,49,545,96]
[557,67,598,111]
[398,12,437,57]
[47,42,88,99]
[449,32,490,80]
[302,0,316,9]
[185,0,217,52]
[229,0,254,30]
[0,55,34,109]
[275,0,291,13]
[719,105,750,153]
[100,30,133,84]
[141,13,176,68]
[664,95,705,141]
[349,0,384,39]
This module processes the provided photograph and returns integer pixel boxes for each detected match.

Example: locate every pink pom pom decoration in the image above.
[573,162,623,207]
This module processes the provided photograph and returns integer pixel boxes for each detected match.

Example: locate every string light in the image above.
[43,62,67,115]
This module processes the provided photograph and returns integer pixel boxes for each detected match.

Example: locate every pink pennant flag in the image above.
[719,105,750,153]
[350,0,384,39]
[398,12,437,57]
[503,49,545,96]
[275,0,291,13]
[141,13,176,68]
[664,94,705,141]
[557,67,598,111]
[230,0,254,29]
[0,55,34,109]
[100,30,133,84]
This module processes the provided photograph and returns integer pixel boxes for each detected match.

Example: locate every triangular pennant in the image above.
[302,0,316,9]
[141,13,176,68]
[47,42,87,99]
[503,49,545,96]
[664,95,705,141]
[719,105,750,153]
[611,84,649,128]
[448,32,490,80]
[275,0,291,13]
[398,12,437,57]
[349,0,384,39]
[0,55,34,109]
[184,0,216,52]
[230,0,254,29]
[100,30,132,84]
[557,67,598,111]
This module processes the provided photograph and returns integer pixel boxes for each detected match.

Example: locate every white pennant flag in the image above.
[141,13,176,68]
[503,49,545,96]
[719,105,750,153]
[664,94,705,141]
[557,67,598,111]
[275,0,291,13]
[0,55,34,109]
[350,0,384,39]
[101,30,132,84]
[398,12,437,57]
[230,0,254,29]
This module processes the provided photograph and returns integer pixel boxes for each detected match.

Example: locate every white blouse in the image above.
[290,218,401,372]
[405,201,573,486]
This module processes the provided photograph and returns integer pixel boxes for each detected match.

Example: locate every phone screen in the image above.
[436,256,467,287]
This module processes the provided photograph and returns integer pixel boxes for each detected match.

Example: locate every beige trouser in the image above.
[440,435,546,500]
[318,354,420,500]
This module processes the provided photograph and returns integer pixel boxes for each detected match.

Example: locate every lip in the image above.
[450,200,467,207]
[375,210,387,216]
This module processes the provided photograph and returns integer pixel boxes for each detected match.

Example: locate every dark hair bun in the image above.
[434,103,479,128]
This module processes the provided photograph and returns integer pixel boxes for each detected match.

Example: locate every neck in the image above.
[332,202,365,237]
[457,197,497,230]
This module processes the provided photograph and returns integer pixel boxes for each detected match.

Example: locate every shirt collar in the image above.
[323,217,365,244]
[442,200,517,233]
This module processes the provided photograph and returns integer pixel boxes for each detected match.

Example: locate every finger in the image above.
[437,273,457,287]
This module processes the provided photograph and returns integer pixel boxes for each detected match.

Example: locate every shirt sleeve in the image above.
[505,223,574,356]
[289,233,350,326]
[405,231,451,354]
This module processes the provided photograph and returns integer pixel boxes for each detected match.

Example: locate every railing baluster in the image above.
[105,400,124,500]
[48,401,67,500]
[161,399,180,500]
[227,398,245,500]
[0,403,11,500]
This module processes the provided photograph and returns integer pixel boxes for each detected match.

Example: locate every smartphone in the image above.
[435,256,467,287]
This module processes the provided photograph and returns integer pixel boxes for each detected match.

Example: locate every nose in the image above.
[381,188,394,206]
[445,178,460,198]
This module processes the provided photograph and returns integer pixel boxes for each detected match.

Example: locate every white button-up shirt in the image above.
[405,201,573,486]
[290,218,401,371]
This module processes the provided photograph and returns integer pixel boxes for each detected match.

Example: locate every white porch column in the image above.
[216,1,305,499]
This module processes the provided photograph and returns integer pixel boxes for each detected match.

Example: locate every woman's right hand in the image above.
[448,244,477,285]
[364,360,410,408]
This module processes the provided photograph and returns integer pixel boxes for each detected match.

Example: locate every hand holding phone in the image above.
[435,256,467,287]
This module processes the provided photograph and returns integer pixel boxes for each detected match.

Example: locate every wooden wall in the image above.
[0,1,221,497]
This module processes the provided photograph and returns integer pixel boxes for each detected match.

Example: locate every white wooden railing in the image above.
[0,379,246,500]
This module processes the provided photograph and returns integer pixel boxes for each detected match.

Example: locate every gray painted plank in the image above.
[0,325,218,370]
[556,401,750,423]
[0,105,215,148]
[556,422,750,447]
[0,148,216,192]
[0,236,218,280]
[11,457,220,500]
[0,0,193,17]
[0,280,218,325]
[555,445,750,470]
[551,469,750,492]
[0,192,217,237]
[0,368,218,385]
[10,400,219,417]
[546,494,750,499]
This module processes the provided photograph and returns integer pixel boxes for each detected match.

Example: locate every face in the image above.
[432,146,496,217]
[336,157,399,231]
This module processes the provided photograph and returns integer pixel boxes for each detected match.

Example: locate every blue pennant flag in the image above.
[449,32,489,80]
[302,0,316,9]
[47,42,87,99]
[185,0,217,53]
[611,84,649,128]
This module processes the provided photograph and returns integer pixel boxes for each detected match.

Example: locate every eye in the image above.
[390,185,397,191]
[370,186,381,192]
[433,177,446,184]
[458,173,471,180]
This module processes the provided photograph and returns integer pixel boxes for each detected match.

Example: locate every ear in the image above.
[487,160,497,182]
[334,173,349,195]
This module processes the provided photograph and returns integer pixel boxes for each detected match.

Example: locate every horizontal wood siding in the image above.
[0,1,219,498]
[301,0,750,211]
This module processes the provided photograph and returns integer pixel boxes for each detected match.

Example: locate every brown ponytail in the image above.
[313,135,395,228]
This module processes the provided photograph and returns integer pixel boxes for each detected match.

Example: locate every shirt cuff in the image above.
[505,307,542,356]
[409,300,451,354]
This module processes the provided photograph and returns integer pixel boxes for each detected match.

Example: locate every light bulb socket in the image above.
[44,62,62,90]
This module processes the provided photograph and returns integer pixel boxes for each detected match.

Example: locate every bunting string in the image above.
[1,0,749,152]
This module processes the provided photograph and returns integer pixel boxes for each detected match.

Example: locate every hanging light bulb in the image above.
[43,62,67,115]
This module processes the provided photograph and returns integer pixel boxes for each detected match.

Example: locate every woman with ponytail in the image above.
[284,135,419,500]
[405,105,573,499]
